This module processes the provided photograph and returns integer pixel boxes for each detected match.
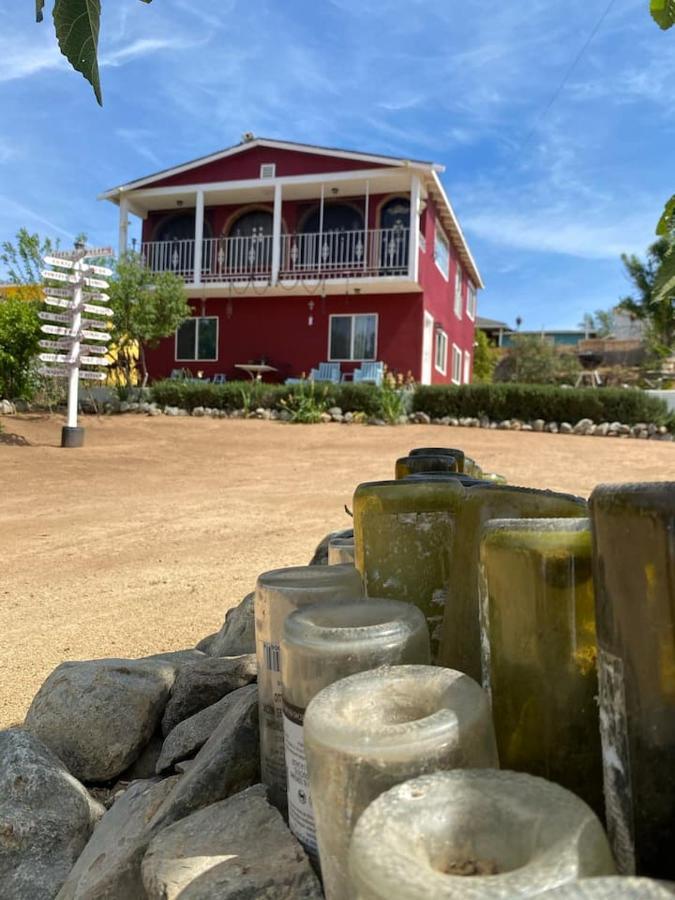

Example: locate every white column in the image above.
[67,255,84,429]
[408,175,421,282]
[193,190,204,285]
[118,194,129,258]
[363,180,369,271]
[271,183,282,284]
[318,183,325,274]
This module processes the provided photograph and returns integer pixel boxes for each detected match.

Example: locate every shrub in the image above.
[494,335,581,385]
[412,383,671,427]
[279,380,329,423]
[0,297,41,399]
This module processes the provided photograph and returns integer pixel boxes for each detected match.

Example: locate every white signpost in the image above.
[39,244,114,448]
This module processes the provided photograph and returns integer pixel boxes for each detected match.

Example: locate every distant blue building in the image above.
[500,329,595,349]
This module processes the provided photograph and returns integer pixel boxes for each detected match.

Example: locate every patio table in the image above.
[234,363,278,381]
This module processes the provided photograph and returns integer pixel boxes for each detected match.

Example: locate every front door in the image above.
[422,312,434,385]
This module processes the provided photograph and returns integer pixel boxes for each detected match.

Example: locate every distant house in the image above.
[500,329,595,349]
[476,316,510,347]
[100,136,483,385]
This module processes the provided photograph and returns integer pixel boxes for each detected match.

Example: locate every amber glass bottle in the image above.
[590,482,675,878]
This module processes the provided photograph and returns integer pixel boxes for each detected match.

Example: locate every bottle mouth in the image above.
[256,563,362,596]
[283,599,426,650]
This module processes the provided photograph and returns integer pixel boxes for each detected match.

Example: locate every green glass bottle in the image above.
[590,482,675,878]
[395,454,459,479]
[409,446,466,471]
[353,478,466,658]
[480,517,603,818]
[438,484,587,682]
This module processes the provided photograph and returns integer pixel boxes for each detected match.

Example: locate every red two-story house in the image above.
[100,136,483,385]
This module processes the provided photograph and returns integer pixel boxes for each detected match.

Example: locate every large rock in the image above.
[309,528,354,566]
[202,592,256,657]
[56,777,179,900]
[142,784,323,900]
[25,657,177,781]
[161,655,257,735]
[157,692,244,774]
[152,684,259,831]
[0,728,104,900]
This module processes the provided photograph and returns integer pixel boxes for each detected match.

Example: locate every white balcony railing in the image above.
[141,226,411,284]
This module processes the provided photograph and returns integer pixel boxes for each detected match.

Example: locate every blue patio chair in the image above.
[212,373,227,384]
[353,361,384,386]
[309,362,341,383]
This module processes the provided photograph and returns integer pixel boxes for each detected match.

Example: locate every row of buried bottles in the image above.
[253,445,675,899]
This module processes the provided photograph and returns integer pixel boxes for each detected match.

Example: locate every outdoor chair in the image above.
[309,362,341,383]
[353,361,384,386]
[212,373,227,384]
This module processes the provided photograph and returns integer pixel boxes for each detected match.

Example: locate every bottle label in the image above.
[283,699,318,859]
[597,646,636,874]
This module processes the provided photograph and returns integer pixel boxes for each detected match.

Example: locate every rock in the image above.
[195,633,217,653]
[148,406,161,417]
[533,419,545,432]
[521,423,533,431]
[175,760,195,774]
[157,691,249,774]
[479,416,490,428]
[151,685,259,831]
[448,417,459,426]
[57,777,179,900]
[192,407,205,417]
[545,422,559,434]
[309,527,354,565]
[205,593,256,657]
[595,422,610,436]
[328,406,342,418]
[618,423,631,435]
[278,409,292,421]
[122,731,165,781]
[0,728,104,900]
[319,412,332,423]
[367,417,386,426]
[161,655,257,736]
[497,420,510,430]
[177,409,188,417]
[0,399,16,415]
[164,406,178,416]
[573,418,594,435]
[25,657,177,782]
[343,411,354,423]
[560,422,573,434]
[396,415,408,426]
[413,411,431,425]
[142,784,322,900]
[510,419,522,430]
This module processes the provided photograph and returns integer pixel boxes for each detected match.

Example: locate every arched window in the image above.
[298,203,364,271]
[379,197,410,273]
[150,213,211,277]
[225,209,274,275]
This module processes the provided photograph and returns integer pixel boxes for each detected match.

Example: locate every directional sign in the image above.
[49,246,114,261]
[83,291,109,302]
[41,286,74,299]
[41,270,76,284]
[85,264,113,277]
[82,303,113,316]
[38,366,106,381]
[81,316,111,329]
[44,296,112,316]
[38,311,71,324]
[83,277,109,289]
[80,356,111,367]
[79,344,108,355]
[38,366,68,378]
[43,256,74,269]
[76,370,107,381]
[39,338,71,351]
[41,324,73,337]
[39,352,71,364]
[80,329,109,342]
[44,296,71,309]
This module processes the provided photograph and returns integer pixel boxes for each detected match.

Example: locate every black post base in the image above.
[61,426,85,448]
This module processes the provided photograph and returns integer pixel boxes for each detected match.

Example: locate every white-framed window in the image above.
[466,282,477,321]
[260,163,276,178]
[434,224,450,279]
[434,328,448,375]
[454,266,463,319]
[463,349,471,384]
[175,316,218,361]
[451,343,462,385]
[329,313,377,361]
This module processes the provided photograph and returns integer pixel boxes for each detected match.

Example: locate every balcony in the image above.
[140,226,414,293]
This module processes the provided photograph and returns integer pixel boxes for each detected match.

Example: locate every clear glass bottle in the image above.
[328,537,355,565]
[479,518,603,818]
[395,454,459,479]
[537,877,675,898]
[254,563,364,811]
[590,482,675,878]
[281,599,430,862]
[352,478,466,658]
[438,484,587,682]
[348,770,616,900]
[303,664,498,900]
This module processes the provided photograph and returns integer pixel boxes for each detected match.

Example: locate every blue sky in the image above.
[0,0,671,329]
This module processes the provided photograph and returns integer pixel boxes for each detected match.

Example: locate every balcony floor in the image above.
[181,274,422,297]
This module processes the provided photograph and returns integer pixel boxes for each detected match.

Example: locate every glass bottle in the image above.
[348,770,616,900]
[395,454,459,479]
[328,536,355,565]
[438,484,587,682]
[537,877,675,898]
[254,563,364,811]
[590,482,675,878]
[303,664,498,900]
[281,599,430,863]
[409,446,466,471]
[479,517,603,818]
[352,478,466,658]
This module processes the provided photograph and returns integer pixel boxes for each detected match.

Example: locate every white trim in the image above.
[271,183,282,283]
[466,282,477,321]
[193,190,204,286]
[434,328,448,375]
[454,266,463,320]
[409,174,421,282]
[421,311,434,385]
[327,313,378,361]
[463,349,471,384]
[434,223,450,280]
[429,171,483,288]
[175,315,219,362]
[451,343,462,385]
[118,195,129,257]
[260,163,276,178]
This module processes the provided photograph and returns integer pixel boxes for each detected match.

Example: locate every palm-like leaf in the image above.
[651,0,675,29]
[657,194,675,237]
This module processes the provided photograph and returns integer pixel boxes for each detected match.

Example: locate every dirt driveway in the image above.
[1,413,673,727]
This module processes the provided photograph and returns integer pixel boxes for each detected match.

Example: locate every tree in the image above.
[618,239,675,358]
[494,334,581,385]
[108,252,190,390]
[472,328,497,383]
[0,297,41,399]
[36,0,153,106]
[0,228,58,301]
[579,309,613,338]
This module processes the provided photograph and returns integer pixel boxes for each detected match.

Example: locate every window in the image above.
[434,224,450,279]
[329,314,377,361]
[434,328,448,375]
[463,350,471,384]
[466,282,477,321]
[176,317,218,361]
[454,266,463,319]
[451,343,462,384]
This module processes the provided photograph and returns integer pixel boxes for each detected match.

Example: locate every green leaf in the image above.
[36,0,45,23]
[651,0,675,29]
[653,247,675,303]
[53,0,103,105]
[656,194,675,236]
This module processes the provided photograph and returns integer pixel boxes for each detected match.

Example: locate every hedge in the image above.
[150,379,385,416]
[412,384,671,426]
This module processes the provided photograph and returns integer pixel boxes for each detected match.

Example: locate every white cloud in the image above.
[100,37,203,68]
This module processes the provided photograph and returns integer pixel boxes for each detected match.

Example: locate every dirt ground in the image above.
[1,412,673,727]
